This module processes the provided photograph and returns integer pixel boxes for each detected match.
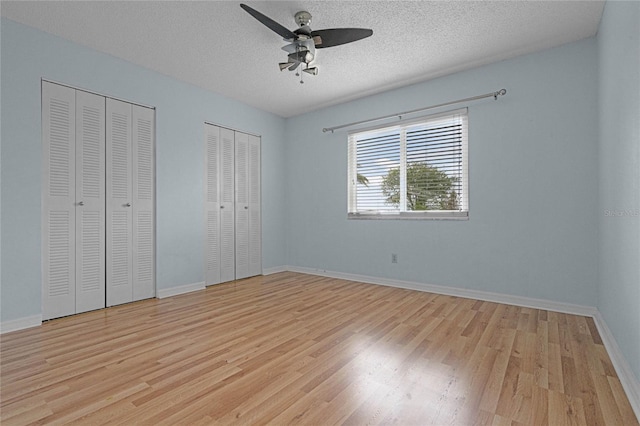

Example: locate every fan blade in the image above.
[310,28,373,48]
[240,4,297,40]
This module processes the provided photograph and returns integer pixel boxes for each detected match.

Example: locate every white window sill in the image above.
[347,212,469,221]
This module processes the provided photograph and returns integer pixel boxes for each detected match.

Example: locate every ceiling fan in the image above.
[240,3,373,83]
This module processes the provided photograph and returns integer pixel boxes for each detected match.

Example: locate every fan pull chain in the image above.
[294,45,303,84]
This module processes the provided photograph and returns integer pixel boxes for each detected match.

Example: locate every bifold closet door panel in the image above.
[234,131,250,279]
[106,98,133,307]
[204,124,221,285]
[248,134,262,277]
[75,90,106,314]
[235,132,261,280]
[220,127,236,283]
[42,82,76,320]
[132,105,155,300]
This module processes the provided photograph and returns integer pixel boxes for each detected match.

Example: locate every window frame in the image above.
[347,108,469,220]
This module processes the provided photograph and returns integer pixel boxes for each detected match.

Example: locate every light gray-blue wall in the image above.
[0,18,287,322]
[0,0,637,393]
[597,1,640,382]
[285,38,599,307]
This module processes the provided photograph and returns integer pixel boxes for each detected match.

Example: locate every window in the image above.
[348,108,468,219]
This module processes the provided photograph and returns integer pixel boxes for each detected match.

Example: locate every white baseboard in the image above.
[286,266,597,316]
[262,266,288,275]
[0,314,42,334]
[592,311,640,420]
[1,281,205,332]
[157,281,205,299]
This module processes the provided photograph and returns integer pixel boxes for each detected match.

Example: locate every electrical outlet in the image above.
[391,253,398,263]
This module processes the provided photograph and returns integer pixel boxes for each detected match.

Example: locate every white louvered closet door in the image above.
[132,105,155,300]
[106,98,133,306]
[220,127,236,283]
[234,133,261,279]
[42,82,76,320]
[204,124,221,285]
[234,131,250,279]
[247,134,262,277]
[43,82,155,319]
[75,90,106,314]
[204,124,261,285]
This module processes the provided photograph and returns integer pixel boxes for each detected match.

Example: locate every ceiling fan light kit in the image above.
[240,3,372,84]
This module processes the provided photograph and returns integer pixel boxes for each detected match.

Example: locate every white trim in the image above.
[592,311,640,420]
[286,266,597,316]
[348,212,469,221]
[1,314,42,334]
[262,266,288,275]
[41,78,155,110]
[204,121,261,138]
[156,281,205,299]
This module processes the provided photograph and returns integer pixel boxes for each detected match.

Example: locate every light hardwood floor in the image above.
[1,272,637,425]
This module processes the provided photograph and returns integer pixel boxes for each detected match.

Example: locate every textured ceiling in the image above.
[1,1,605,118]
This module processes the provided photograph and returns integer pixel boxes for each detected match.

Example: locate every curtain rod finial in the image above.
[494,89,506,100]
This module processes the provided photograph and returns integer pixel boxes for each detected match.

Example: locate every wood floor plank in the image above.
[1,272,637,425]
[609,375,640,425]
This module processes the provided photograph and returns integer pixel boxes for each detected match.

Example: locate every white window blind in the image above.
[348,109,468,219]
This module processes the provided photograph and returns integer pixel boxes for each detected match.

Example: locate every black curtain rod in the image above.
[322,88,507,133]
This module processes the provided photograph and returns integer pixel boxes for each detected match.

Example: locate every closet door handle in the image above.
[78,201,84,206]
[125,203,131,207]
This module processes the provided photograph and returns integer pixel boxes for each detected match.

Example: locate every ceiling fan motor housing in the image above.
[295,11,312,27]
